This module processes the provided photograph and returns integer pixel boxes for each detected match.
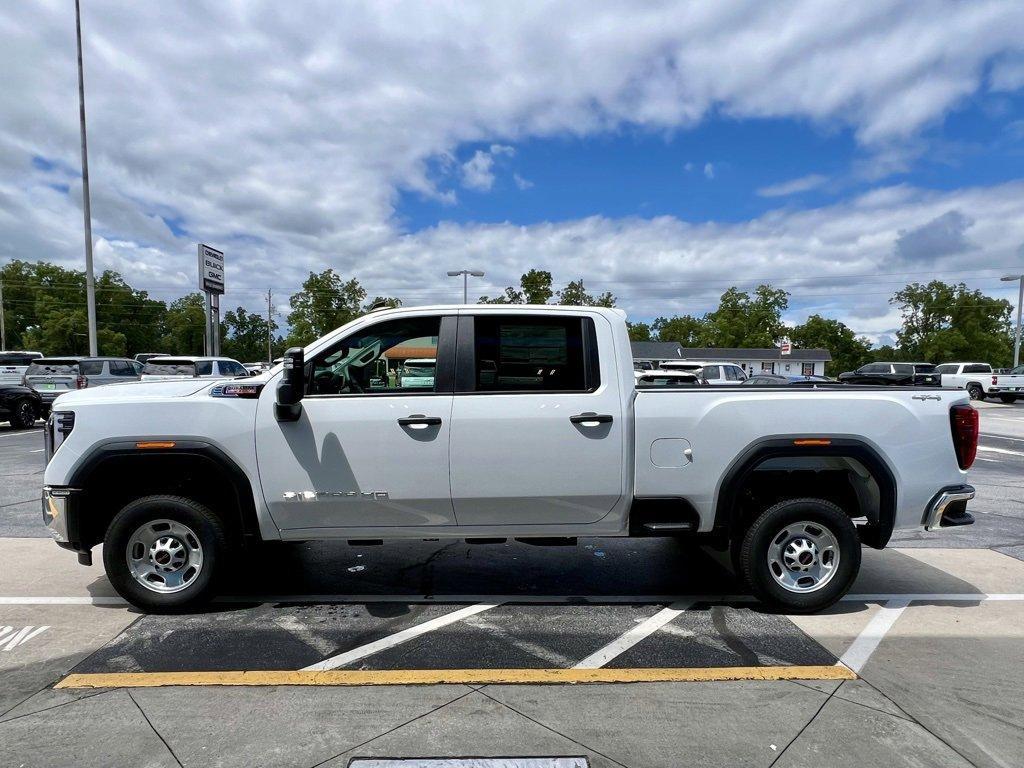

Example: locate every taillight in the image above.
[992,376,998,386]
[76,375,88,389]
[950,404,979,470]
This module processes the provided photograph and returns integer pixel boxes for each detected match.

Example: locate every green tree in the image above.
[223,306,282,363]
[557,279,616,307]
[161,293,206,355]
[789,314,873,376]
[890,281,1014,364]
[286,269,367,346]
[705,285,789,347]
[480,269,554,305]
[627,321,652,341]
[652,314,713,346]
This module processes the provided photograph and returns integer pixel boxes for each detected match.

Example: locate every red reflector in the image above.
[949,405,979,470]
[76,375,88,389]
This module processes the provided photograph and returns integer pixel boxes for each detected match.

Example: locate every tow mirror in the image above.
[275,347,305,422]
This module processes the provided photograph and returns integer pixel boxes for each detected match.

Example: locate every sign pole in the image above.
[198,244,225,356]
[204,291,213,356]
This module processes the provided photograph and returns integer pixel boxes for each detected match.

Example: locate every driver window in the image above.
[308,316,441,396]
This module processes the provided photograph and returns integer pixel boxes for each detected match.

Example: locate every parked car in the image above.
[243,362,270,376]
[660,360,748,385]
[935,362,1024,403]
[43,305,977,614]
[741,374,834,386]
[635,370,703,387]
[134,352,171,364]
[25,357,143,413]
[838,362,939,386]
[141,357,248,381]
[399,358,436,389]
[0,383,42,429]
[0,350,43,384]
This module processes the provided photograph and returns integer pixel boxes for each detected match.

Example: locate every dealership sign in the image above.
[779,339,792,356]
[198,244,224,294]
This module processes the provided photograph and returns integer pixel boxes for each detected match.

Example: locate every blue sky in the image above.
[400,92,1024,230]
[4,1,1024,342]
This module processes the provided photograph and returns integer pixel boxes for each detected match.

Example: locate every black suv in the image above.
[838,362,939,386]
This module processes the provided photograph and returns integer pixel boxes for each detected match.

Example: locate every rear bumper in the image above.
[923,485,976,531]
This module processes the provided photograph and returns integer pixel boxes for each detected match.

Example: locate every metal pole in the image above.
[1015,277,1023,368]
[75,0,98,356]
[463,273,468,304]
[204,292,212,356]
[266,289,273,364]
[211,293,221,356]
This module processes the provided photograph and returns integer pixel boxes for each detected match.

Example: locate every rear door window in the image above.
[963,364,991,373]
[471,315,594,392]
[893,364,914,375]
[109,360,136,376]
[701,365,721,380]
[195,361,214,376]
[934,364,958,374]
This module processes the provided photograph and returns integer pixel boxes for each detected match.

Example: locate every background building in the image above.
[631,342,831,376]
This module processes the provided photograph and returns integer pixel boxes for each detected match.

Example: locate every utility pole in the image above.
[266,289,273,364]
[75,0,98,356]
[0,275,6,351]
[1003,273,1024,368]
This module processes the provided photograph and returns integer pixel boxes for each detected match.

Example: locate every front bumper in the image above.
[923,485,976,531]
[42,486,84,552]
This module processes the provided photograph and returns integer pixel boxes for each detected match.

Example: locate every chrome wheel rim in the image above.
[766,520,840,593]
[17,402,32,424]
[126,519,204,594]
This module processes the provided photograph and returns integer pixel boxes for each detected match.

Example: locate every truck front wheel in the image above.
[103,496,226,613]
[737,498,860,613]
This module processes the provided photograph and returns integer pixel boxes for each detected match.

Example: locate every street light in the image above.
[1002,274,1024,368]
[447,269,485,303]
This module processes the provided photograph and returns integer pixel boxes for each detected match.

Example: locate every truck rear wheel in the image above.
[103,495,226,613]
[737,498,860,613]
[966,384,984,401]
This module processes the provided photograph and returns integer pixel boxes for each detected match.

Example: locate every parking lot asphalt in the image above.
[1,402,1022,767]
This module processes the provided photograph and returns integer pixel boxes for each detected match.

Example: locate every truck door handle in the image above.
[398,415,442,428]
[570,412,613,426]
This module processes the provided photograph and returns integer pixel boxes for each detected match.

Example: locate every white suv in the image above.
[660,360,747,385]
[0,351,43,384]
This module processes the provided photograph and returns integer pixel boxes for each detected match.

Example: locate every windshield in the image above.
[26,360,79,375]
[143,360,197,376]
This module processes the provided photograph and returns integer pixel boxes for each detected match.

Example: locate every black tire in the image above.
[998,395,1017,404]
[737,498,860,613]
[8,399,37,429]
[103,495,226,613]
[966,384,984,401]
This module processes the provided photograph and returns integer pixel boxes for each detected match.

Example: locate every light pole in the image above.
[75,0,98,356]
[447,269,485,303]
[1003,274,1024,368]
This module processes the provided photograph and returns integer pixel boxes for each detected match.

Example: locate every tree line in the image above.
[0,260,1016,372]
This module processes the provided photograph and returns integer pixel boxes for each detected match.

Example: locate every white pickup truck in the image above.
[42,305,978,613]
[935,362,1024,403]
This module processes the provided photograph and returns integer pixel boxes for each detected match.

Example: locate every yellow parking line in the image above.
[56,665,856,689]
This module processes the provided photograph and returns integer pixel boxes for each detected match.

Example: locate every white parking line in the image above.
[838,598,910,673]
[301,601,502,671]
[573,602,690,669]
[981,433,1024,442]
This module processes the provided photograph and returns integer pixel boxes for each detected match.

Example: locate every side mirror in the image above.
[275,347,305,422]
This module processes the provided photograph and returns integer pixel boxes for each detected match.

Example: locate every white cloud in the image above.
[0,1,1023,333]
[513,173,533,191]
[703,163,715,180]
[757,174,829,198]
